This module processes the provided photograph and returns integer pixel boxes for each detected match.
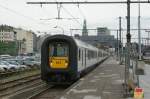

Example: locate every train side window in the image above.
[99,51,102,57]
[92,51,94,58]
[88,50,91,59]
[78,49,81,61]
[101,52,103,57]
[85,49,87,59]
[98,51,100,57]
[82,50,83,66]
[88,50,89,59]
[94,51,96,58]
[85,49,86,65]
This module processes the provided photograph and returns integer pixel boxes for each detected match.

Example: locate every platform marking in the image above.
[83,95,101,99]
[112,80,124,85]
[68,89,97,94]
[104,70,112,72]
[89,79,101,83]
[103,91,112,94]
[93,75,101,78]
[60,96,67,99]
[98,73,105,75]
[99,74,119,78]
[80,78,85,81]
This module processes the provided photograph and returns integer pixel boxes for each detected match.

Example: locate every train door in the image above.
[85,49,86,67]
[48,42,69,69]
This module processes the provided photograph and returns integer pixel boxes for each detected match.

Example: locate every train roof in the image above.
[43,35,99,51]
[73,37,99,51]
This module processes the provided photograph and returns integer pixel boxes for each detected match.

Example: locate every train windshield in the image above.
[49,42,69,57]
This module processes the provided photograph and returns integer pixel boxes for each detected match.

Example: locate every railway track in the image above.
[0,73,43,98]
[1,81,69,99]
[0,68,70,99]
[0,74,40,91]
[2,82,50,99]
[0,72,68,99]
[27,85,70,99]
[0,59,108,99]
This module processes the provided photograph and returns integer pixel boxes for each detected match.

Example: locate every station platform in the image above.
[139,63,150,99]
[60,57,125,99]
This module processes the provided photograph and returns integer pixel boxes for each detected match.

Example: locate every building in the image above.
[0,25,38,55]
[14,28,35,54]
[0,31,15,42]
[82,20,88,36]
[0,25,15,42]
[97,27,110,36]
[79,35,116,48]
[37,34,51,53]
[33,33,38,52]
[75,27,117,50]
[0,25,17,55]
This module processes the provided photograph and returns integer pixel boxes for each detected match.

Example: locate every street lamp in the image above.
[13,31,18,55]
[138,0,142,60]
[54,26,64,35]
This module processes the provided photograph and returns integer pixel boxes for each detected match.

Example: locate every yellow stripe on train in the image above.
[49,57,69,69]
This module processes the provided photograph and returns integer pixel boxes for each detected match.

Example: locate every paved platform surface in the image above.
[60,57,125,99]
[139,63,150,99]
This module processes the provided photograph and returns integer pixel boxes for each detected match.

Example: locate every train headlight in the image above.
[65,63,68,66]
[50,62,53,66]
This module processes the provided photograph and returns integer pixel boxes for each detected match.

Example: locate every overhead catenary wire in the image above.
[77,6,86,19]
[27,1,150,4]
[38,0,81,32]
[70,0,86,19]
[54,0,82,27]
[61,6,82,27]
[0,4,50,29]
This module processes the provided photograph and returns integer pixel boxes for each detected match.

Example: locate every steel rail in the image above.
[27,85,53,99]
[0,79,42,97]
[2,82,48,99]
[0,74,40,91]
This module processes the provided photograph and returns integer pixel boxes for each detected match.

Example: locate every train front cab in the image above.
[41,35,78,84]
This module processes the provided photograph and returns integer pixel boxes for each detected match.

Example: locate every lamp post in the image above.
[13,31,18,55]
[54,26,64,35]
[138,0,142,60]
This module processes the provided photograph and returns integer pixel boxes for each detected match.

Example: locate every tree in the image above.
[0,41,18,55]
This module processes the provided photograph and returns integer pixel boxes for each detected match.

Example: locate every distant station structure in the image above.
[97,27,110,36]
[74,20,117,50]
[79,28,116,49]
[82,20,88,36]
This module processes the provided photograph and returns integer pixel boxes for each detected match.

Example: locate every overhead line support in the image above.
[27,1,150,4]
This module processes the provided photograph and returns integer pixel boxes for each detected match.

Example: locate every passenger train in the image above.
[143,51,150,60]
[142,47,150,60]
[41,35,109,84]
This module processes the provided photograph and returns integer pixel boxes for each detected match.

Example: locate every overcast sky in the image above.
[0,0,150,43]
